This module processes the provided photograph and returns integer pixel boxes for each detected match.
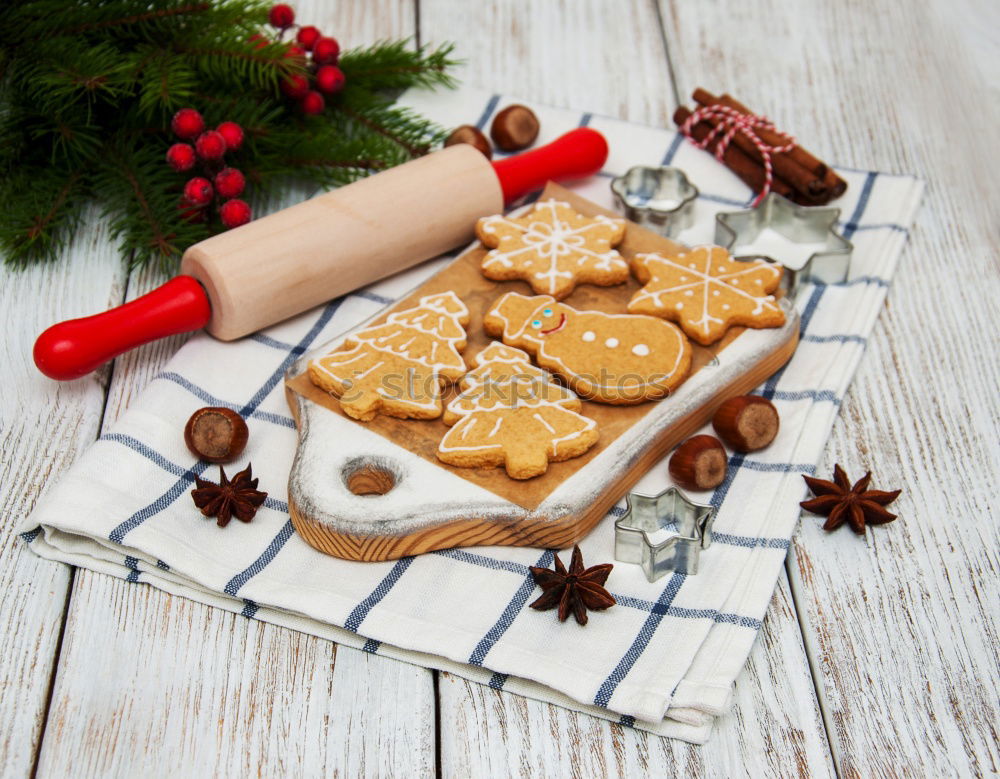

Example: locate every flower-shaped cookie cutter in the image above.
[715,192,853,294]
[614,487,716,581]
[611,166,699,238]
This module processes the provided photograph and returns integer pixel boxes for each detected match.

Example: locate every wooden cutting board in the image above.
[284,183,799,561]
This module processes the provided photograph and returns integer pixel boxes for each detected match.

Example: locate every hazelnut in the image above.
[443,124,492,159]
[490,105,540,151]
[712,395,779,452]
[184,407,249,463]
[668,435,728,491]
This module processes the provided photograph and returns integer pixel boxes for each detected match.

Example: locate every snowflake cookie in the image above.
[476,198,628,299]
[484,291,691,405]
[438,343,599,479]
[309,291,469,422]
[628,245,785,346]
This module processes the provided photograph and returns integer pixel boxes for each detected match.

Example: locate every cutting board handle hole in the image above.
[343,458,397,496]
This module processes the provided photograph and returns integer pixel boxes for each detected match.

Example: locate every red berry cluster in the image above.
[167,108,252,230]
[264,4,345,115]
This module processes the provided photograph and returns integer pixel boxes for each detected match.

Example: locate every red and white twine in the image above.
[680,104,796,207]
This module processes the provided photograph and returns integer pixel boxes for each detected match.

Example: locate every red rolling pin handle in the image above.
[33,128,609,380]
[33,276,211,380]
[492,127,608,202]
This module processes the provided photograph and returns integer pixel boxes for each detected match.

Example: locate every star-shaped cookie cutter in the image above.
[611,166,699,238]
[614,487,716,581]
[714,193,853,294]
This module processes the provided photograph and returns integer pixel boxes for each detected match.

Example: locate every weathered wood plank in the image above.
[0,211,126,776]
[662,0,1000,772]
[36,568,436,777]
[35,2,437,775]
[439,574,834,778]
[419,0,834,769]
[418,0,677,127]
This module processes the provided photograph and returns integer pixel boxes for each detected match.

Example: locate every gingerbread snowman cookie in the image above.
[629,245,785,345]
[476,198,628,299]
[309,291,469,422]
[483,292,691,404]
[438,343,599,479]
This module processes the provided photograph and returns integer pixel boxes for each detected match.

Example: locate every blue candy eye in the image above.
[531,320,542,328]
[542,308,552,316]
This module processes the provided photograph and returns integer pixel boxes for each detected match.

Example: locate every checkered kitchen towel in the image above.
[21,88,923,744]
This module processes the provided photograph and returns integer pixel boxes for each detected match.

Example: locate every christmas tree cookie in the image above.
[628,245,785,345]
[484,292,691,405]
[438,343,598,479]
[309,291,469,422]
[476,198,628,299]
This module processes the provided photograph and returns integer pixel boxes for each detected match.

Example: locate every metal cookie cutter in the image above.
[611,166,699,238]
[715,192,853,294]
[614,487,716,581]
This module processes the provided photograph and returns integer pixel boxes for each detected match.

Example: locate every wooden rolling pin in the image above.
[34,128,609,380]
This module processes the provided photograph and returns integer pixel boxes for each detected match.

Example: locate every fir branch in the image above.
[93,140,209,269]
[175,39,301,92]
[338,40,459,93]
[64,2,212,35]
[0,1,458,270]
[0,166,89,266]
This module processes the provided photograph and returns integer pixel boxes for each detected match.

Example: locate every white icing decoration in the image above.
[629,247,783,337]
[485,292,689,397]
[582,330,596,342]
[605,337,619,348]
[632,344,649,356]
[310,290,470,416]
[479,199,627,297]
[438,343,597,463]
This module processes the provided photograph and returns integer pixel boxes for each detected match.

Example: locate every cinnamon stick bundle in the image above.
[673,89,847,206]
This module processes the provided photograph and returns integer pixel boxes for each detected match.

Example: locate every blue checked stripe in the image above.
[770,388,841,404]
[224,519,296,596]
[475,94,501,130]
[612,596,764,630]
[107,298,342,544]
[354,290,394,305]
[841,172,877,240]
[362,639,381,653]
[250,333,295,351]
[155,373,296,428]
[124,555,140,583]
[434,547,533,575]
[661,133,684,166]
[241,599,259,618]
[488,672,508,690]
[100,434,288,514]
[20,528,41,543]
[594,572,685,708]
[711,533,790,550]
[343,557,415,632]
[800,333,867,345]
[468,549,553,667]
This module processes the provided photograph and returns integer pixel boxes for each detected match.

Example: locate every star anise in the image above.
[529,545,616,625]
[800,464,901,534]
[191,463,268,527]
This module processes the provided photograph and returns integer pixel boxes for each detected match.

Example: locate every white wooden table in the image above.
[2,1,997,774]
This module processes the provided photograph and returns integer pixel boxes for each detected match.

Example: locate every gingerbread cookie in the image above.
[438,343,599,479]
[309,291,469,422]
[476,198,628,299]
[484,292,691,404]
[629,245,785,346]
